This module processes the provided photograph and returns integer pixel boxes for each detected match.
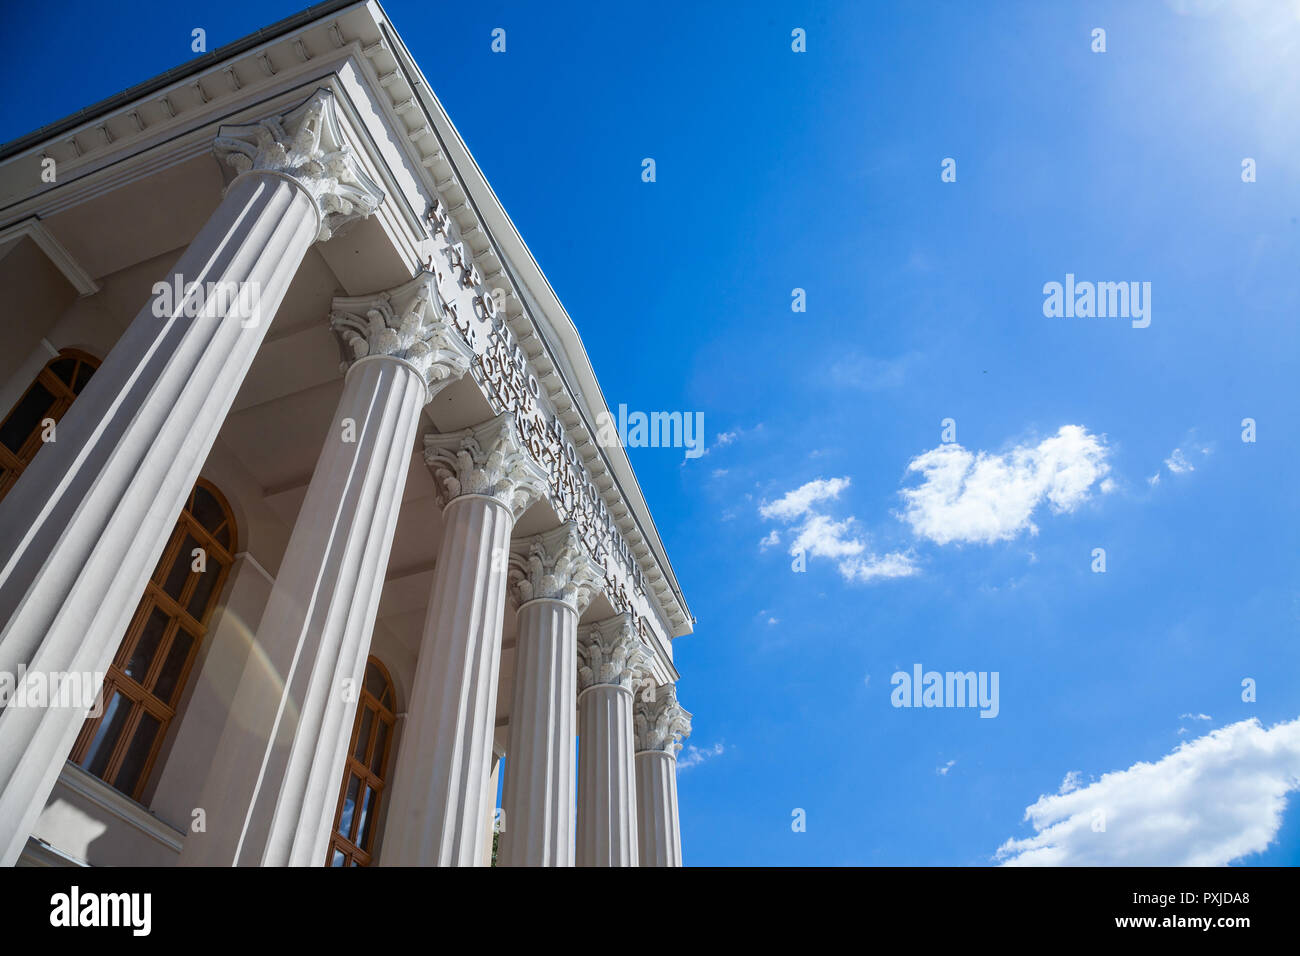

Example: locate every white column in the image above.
[479,746,503,867]
[634,683,691,867]
[576,613,650,867]
[381,413,548,866]
[181,274,472,866]
[0,89,383,866]
[497,523,602,867]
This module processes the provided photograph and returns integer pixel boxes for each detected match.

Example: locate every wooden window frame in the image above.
[327,658,397,867]
[0,348,99,502]
[68,478,237,802]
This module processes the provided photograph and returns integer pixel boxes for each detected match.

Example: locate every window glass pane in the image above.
[186,556,224,619]
[357,786,377,850]
[214,523,231,550]
[123,608,168,682]
[338,775,360,838]
[353,707,374,762]
[152,628,195,704]
[364,662,386,700]
[190,485,225,534]
[161,534,202,600]
[72,361,95,394]
[81,692,129,778]
[0,381,56,453]
[113,711,161,796]
[124,608,170,683]
[370,720,389,774]
[48,358,76,385]
[330,849,346,867]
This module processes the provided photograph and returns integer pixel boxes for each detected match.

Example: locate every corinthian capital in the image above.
[578,613,651,693]
[424,412,549,517]
[213,88,384,242]
[634,683,692,755]
[330,272,473,400]
[509,522,604,613]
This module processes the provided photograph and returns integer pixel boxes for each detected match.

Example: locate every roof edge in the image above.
[0,0,364,162]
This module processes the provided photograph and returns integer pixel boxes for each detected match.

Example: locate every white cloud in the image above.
[704,423,763,457]
[711,468,728,478]
[678,742,725,771]
[1059,771,1082,794]
[900,425,1111,546]
[937,759,956,776]
[790,513,864,559]
[841,552,918,582]
[760,477,917,583]
[1181,713,1212,721]
[996,717,1300,866]
[1165,448,1194,474]
[767,617,779,626]
[1150,438,1214,486]
[760,477,851,521]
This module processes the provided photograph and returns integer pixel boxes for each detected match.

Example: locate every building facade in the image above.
[0,0,693,867]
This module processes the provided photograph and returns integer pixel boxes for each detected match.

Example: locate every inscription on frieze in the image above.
[423,201,666,648]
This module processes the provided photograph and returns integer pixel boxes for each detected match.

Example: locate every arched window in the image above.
[328,657,397,867]
[68,478,237,801]
[0,349,99,501]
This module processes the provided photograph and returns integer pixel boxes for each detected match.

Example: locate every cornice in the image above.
[359,14,692,639]
[0,0,364,163]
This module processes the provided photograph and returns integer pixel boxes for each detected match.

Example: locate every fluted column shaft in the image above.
[577,683,639,866]
[495,521,600,867]
[575,614,649,867]
[635,750,682,866]
[0,174,326,866]
[632,682,691,867]
[0,89,381,866]
[381,413,546,866]
[382,493,516,865]
[480,751,502,866]
[498,599,577,865]
[180,356,428,866]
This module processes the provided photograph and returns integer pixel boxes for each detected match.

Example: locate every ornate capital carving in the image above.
[508,522,603,612]
[330,272,473,401]
[634,683,692,755]
[424,412,548,518]
[578,613,651,694]
[213,88,384,242]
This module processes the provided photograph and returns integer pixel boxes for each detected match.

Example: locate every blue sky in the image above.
[4,0,1299,865]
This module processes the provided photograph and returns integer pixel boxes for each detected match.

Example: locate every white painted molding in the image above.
[54,761,186,854]
[0,218,99,295]
[233,550,276,587]
[18,836,89,867]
